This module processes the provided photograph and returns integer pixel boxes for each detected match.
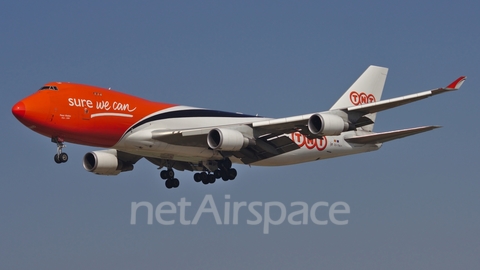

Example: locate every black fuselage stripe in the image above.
[130,109,259,131]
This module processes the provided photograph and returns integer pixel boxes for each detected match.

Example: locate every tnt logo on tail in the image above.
[349,91,376,106]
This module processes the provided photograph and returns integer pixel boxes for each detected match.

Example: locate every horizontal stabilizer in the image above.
[344,126,441,144]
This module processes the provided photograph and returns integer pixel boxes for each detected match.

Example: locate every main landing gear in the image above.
[160,168,180,189]
[52,137,68,164]
[159,158,238,189]
[193,159,237,185]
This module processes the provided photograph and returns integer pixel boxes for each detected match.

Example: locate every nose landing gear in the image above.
[52,137,68,164]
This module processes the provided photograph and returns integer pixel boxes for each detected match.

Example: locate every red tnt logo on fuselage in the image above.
[291,132,327,151]
[349,91,376,105]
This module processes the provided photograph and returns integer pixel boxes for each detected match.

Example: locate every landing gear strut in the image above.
[160,168,179,189]
[52,137,68,164]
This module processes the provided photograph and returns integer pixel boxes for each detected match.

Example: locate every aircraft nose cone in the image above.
[12,101,26,119]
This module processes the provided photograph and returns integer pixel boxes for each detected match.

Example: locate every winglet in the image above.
[446,76,466,90]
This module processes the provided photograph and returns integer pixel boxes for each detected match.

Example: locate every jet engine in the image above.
[308,113,349,136]
[83,149,134,175]
[207,128,250,151]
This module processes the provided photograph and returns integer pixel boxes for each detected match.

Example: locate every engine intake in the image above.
[207,128,250,151]
[83,150,134,175]
[308,113,348,136]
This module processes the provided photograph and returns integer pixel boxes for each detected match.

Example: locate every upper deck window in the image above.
[39,85,58,91]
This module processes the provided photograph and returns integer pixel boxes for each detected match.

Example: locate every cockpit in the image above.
[38,85,58,91]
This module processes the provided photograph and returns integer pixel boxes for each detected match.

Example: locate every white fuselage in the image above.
[114,106,381,166]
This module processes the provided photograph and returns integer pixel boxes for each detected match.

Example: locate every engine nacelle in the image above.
[83,149,134,175]
[207,128,250,151]
[308,113,348,136]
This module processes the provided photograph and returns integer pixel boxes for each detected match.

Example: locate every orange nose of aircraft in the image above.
[12,93,51,128]
[12,101,26,119]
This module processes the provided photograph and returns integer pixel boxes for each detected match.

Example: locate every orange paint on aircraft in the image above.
[13,82,175,147]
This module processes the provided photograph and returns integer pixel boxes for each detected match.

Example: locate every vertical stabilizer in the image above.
[330,65,388,131]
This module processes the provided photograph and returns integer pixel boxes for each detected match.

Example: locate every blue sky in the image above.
[1,1,479,269]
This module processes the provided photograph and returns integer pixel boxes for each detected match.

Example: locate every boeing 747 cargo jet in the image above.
[12,66,465,189]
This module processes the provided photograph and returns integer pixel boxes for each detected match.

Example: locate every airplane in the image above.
[11,66,465,189]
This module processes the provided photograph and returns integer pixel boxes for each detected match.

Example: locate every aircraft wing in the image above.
[149,76,464,164]
[152,127,300,164]
[152,128,212,147]
[346,76,466,115]
[251,115,310,135]
[344,126,441,144]
[250,76,465,135]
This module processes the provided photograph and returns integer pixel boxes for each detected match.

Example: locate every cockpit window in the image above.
[39,85,58,91]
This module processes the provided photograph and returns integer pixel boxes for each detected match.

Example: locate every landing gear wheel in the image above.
[194,173,201,182]
[172,178,180,188]
[220,170,229,181]
[228,168,237,180]
[200,172,209,185]
[160,170,168,180]
[165,179,173,189]
[59,153,68,163]
[164,178,179,189]
[54,153,68,163]
[224,158,232,169]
